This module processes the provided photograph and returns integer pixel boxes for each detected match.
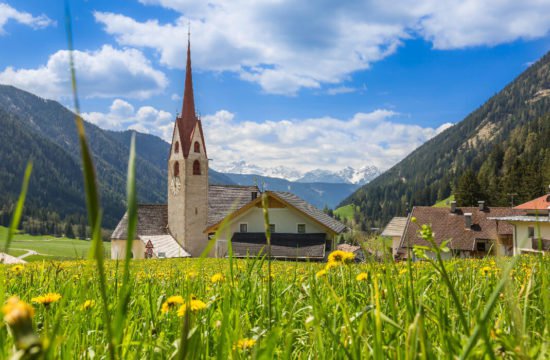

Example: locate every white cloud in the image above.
[201,109,453,172]
[0,45,167,99]
[94,1,550,95]
[82,99,173,139]
[0,3,54,35]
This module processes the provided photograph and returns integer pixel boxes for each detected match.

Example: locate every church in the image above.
[111,38,346,260]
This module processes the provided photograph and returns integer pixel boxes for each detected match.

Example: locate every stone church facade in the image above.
[111,38,346,260]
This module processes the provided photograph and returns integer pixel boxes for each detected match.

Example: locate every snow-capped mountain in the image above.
[298,166,380,185]
[213,161,302,181]
[212,161,380,185]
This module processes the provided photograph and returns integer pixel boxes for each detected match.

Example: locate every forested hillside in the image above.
[342,51,550,230]
[0,85,233,231]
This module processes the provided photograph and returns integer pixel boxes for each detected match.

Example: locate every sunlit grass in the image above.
[0,256,548,358]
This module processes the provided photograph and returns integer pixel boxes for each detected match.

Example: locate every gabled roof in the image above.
[112,204,169,240]
[205,191,347,234]
[381,217,408,237]
[208,185,260,228]
[140,235,190,258]
[400,206,526,251]
[272,192,347,234]
[515,193,550,210]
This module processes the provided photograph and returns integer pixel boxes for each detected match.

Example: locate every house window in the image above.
[476,241,486,252]
[297,224,306,234]
[251,191,258,200]
[528,226,535,238]
[174,141,179,153]
[269,224,276,233]
[239,223,248,233]
[193,160,201,175]
[173,161,180,177]
[194,141,200,153]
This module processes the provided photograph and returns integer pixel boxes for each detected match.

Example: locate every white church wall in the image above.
[111,239,146,260]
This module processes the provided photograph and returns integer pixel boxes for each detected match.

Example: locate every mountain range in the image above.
[342,50,550,229]
[0,85,366,228]
[212,161,380,185]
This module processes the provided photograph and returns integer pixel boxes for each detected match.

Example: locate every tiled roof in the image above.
[400,207,526,251]
[231,232,326,259]
[112,204,168,240]
[140,235,190,258]
[381,217,408,237]
[207,185,260,227]
[272,192,347,234]
[515,194,550,210]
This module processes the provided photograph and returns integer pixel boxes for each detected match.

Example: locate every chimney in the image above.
[478,201,485,211]
[464,213,472,229]
[450,201,457,213]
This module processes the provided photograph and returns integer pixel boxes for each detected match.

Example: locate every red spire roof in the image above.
[175,35,205,158]
[181,37,196,122]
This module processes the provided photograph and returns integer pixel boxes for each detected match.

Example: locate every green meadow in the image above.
[1,255,548,358]
[0,226,110,261]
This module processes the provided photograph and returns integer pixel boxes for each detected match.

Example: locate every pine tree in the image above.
[455,169,484,206]
[65,221,75,239]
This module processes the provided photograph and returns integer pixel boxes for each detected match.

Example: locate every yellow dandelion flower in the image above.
[177,299,207,317]
[399,269,408,275]
[316,269,327,278]
[234,338,256,351]
[328,250,355,264]
[186,271,198,279]
[480,266,492,275]
[2,296,34,326]
[10,265,24,273]
[161,295,184,314]
[211,273,225,283]
[82,300,95,311]
[356,272,368,281]
[31,293,62,307]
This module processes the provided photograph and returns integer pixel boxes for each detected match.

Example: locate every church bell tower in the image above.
[167,34,209,257]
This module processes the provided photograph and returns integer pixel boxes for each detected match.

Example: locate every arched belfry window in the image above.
[174,141,179,153]
[193,160,201,175]
[194,141,200,153]
[174,161,180,177]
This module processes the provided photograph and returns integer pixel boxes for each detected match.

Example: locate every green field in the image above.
[0,226,110,261]
[433,195,455,208]
[1,253,547,358]
[334,204,356,220]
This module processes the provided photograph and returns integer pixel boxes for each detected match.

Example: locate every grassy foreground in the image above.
[1,255,548,358]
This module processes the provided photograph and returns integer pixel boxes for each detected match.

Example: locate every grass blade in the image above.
[2,162,32,255]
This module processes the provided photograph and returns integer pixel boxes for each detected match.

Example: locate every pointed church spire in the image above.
[181,27,196,121]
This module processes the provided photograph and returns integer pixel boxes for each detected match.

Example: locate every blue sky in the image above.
[1,0,549,174]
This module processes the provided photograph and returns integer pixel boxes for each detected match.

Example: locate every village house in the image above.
[490,188,550,254]
[380,216,407,256]
[111,37,346,260]
[396,201,526,260]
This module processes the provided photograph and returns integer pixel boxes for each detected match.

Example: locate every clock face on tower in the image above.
[170,176,181,195]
